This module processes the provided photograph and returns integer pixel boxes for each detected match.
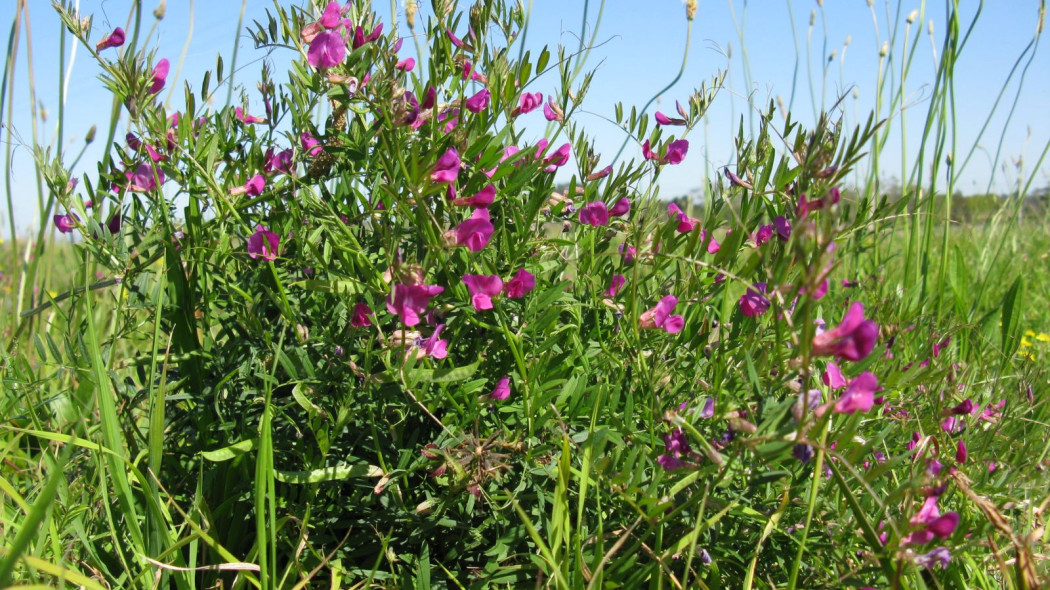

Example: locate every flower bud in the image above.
[154,0,166,20]
[85,125,97,144]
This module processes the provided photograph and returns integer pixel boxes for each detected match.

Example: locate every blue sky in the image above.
[2,1,1047,234]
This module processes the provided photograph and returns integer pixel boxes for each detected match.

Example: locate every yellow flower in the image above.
[1020,338,1032,348]
[1036,333,1050,343]
[1025,329,1036,337]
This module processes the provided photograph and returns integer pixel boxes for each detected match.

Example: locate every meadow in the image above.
[1,1,1049,588]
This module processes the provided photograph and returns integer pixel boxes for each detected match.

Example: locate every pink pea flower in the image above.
[822,361,847,389]
[453,184,495,208]
[504,268,536,298]
[351,302,373,327]
[703,230,721,254]
[833,371,878,414]
[416,324,448,359]
[126,132,142,151]
[578,201,610,227]
[609,197,631,217]
[54,213,78,234]
[387,283,444,327]
[663,139,689,164]
[657,428,699,470]
[513,92,543,116]
[430,148,461,183]
[619,243,636,264]
[948,398,974,415]
[915,547,952,570]
[489,376,511,401]
[941,416,964,434]
[264,148,294,175]
[811,302,878,361]
[351,23,383,50]
[739,283,770,317]
[465,88,490,113]
[774,216,792,241]
[229,173,266,196]
[395,57,415,71]
[447,29,467,48]
[640,295,685,334]
[149,58,169,94]
[300,132,323,157]
[955,440,967,463]
[247,225,280,261]
[318,1,342,28]
[654,111,686,126]
[543,143,571,172]
[450,208,494,252]
[754,224,774,246]
[543,101,562,121]
[666,203,699,233]
[308,30,347,69]
[235,107,266,124]
[605,274,626,297]
[463,274,503,311]
[126,162,165,192]
[587,165,613,181]
[96,27,125,52]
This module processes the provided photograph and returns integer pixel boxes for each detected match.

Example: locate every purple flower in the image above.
[96,27,125,52]
[504,268,536,298]
[395,57,415,71]
[453,184,496,208]
[300,132,323,157]
[578,202,610,227]
[235,107,266,124]
[489,376,511,401]
[247,225,280,261]
[654,111,686,126]
[609,197,631,217]
[773,216,792,241]
[914,547,951,570]
[513,92,543,116]
[543,99,563,121]
[619,243,636,264]
[605,274,626,297]
[318,1,342,28]
[949,398,974,415]
[663,139,689,164]
[700,397,715,418]
[54,213,78,234]
[463,274,503,311]
[955,440,967,463]
[657,428,697,470]
[822,361,847,389]
[793,443,814,463]
[812,302,878,361]
[640,295,684,334]
[416,324,448,359]
[666,203,698,233]
[230,173,266,196]
[351,302,373,327]
[308,30,347,69]
[387,283,444,327]
[543,143,572,171]
[264,148,294,175]
[833,371,878,414]
[126,162,165,192]
[465,88,490,113]
[450,208,494,252]
[738,283,770,317]
[754,224,774,246]
[430,148,461,183]
[149,59,169,94]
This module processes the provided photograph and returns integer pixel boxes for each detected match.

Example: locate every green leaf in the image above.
[408,360,480,384]
[273,463,384,484]
[201,439,257,462]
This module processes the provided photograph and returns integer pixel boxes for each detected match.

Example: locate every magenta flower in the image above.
[753,224,774,246]
[465,88,490,113]
[513,92,543,116]
[605,274,626,297]
[54,213,78,234]
[126,162,165,192]
[387,283,444,327]
[609,197,631,217]
[318,1,342,28]
[619,243,636,263]
[811,302,878,361]
[149,59,169,94]
[453,184,495,208]
[351,23,383,50]
[308,30,347,69]
[447,29,467,48]
[700,397,715,418]
[450,208,494,252]
[739,283,770,317]
[416,324,449,360]
[956,440,967,463]
[543,143,572,171]
[822,361,847,389]
[235,107,266,124]
[504,268,536,298]
[350,302,373,327]
[300,132,323,157]
[578,201,609,227]
[774,216,792,241]
[264,148,294,175]
[230,174,266,196]
[96,27,125,52]
[663,139,689,164]
[833,371,878,414]
[666,203,698,233]
[489,376,511,401]
[640,295,684,334]
[915,547,952,570]
[949,398,974,415]
[463,274,503,311]
[395,57,415,71]
[941,416,964,434]
[430,148,461,183]
[654,111,685,126]
[247,225,280,261]
[587,165,613,181]
[543,99,563,121]
[657,428,699,470]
